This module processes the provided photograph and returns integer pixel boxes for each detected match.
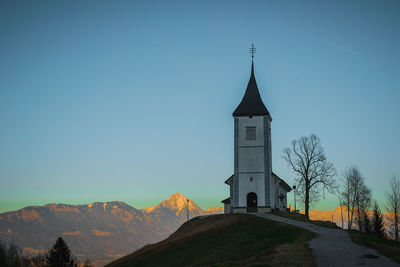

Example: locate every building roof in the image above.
[232,61,271,118]
[272,172,292,191]
[224,174,233,185]
[224,172,291,192]
[221,197,230,204]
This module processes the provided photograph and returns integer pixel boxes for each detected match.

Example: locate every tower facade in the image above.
[231,61,273,213]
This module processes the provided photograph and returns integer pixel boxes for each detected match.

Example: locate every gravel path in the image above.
[256,213,399,267]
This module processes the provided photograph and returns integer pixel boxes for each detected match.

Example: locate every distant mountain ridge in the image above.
[4,198,394,265]
[309,206,395,237]
[0,193,222,266]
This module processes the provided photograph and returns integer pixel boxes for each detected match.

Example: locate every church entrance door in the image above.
[247,192,258,213]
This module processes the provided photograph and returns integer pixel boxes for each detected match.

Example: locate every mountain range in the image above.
[0,193,223,266]
[2,194,394,266]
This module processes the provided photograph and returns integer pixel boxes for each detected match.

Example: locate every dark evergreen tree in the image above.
[362,211,372,233]
[372,201,385,237]
[46,237,76,267]
[0,241,25,267]
[0,242,6,267]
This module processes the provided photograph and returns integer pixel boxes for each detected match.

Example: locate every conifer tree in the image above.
[0,242,6,267]
[46,237,76,267]
[362,211,372,233]
[372,201,385,237]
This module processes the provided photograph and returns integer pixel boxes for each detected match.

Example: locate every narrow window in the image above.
[249,177,254,182]
[245,126,256,140]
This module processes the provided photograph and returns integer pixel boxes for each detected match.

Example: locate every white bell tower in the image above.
[231,45,273,213]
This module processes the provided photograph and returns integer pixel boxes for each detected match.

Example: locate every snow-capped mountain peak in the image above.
[143,193,204,216]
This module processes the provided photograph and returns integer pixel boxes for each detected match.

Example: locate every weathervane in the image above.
[249,43,256,59]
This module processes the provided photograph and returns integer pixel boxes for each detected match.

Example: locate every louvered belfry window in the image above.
[245,126,256,140]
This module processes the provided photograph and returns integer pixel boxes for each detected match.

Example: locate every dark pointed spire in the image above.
[232,46,271,118]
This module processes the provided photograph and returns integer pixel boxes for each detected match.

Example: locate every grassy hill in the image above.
[273,211,400,264]
[107,214,315,267]
[348,230,400,264]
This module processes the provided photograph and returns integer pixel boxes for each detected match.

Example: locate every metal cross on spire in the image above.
[249,43,256,59]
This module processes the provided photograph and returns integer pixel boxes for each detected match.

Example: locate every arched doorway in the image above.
[247,192,258,213]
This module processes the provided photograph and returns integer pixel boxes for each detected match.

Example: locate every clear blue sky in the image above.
[1,0,399,213]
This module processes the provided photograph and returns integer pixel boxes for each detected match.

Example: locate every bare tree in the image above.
[386,174,400,241]
[341,167,364,230]
[333,186,344,228]
[341,168,355,229]
[356,184,372,232]
[282,134,336,218]
[338,194,344,228]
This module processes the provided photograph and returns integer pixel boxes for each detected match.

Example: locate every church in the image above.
[222,50,291,214]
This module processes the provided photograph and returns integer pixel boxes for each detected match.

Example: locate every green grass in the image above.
[348,230,400,264]
[107,214,315,267]
[272,211,338,229]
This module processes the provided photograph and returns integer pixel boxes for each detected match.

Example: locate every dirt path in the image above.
[256,213,398,267]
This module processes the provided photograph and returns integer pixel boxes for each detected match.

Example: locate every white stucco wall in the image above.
[266,118,273,207]
[238,117,264,147]
[271,177,289,211]
[278,183,288,210]
[237,116,266,207]
[238,173,265,207]
[238,147,264,172]
[231,113,289,212]
[272,176,277,209]
[224,203,231,214]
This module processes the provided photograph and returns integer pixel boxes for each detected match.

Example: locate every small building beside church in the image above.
[222,54,291,214]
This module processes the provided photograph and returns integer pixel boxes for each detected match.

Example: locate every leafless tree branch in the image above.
[282,134,336,218]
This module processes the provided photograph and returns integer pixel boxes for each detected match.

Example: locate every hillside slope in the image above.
[0,201,162,264]
[107,214,315,267]
[0,193,222,265]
